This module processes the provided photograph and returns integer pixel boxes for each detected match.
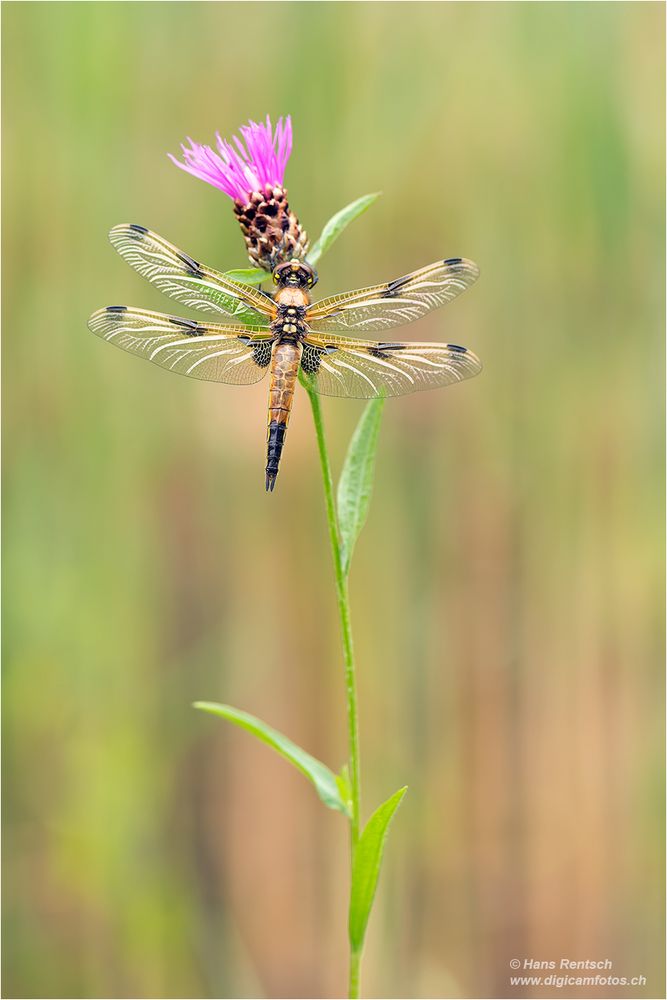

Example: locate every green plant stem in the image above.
[349,951,361,998]
[305,385,362,998]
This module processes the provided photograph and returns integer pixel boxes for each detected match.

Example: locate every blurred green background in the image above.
[3,3,664,998]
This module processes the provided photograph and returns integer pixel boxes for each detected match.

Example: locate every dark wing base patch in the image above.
[299,333,482,398]
[251,340,273,367]
[300,341,324,375]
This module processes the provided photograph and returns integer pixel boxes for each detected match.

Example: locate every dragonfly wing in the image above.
[108,225,275,324]
[306,258,479,333]
[88,306,273,383]
[300,333,482,398]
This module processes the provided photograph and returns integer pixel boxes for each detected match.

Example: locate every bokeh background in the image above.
[3,3,664,998]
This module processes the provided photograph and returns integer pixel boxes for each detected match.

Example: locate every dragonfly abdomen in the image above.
[265,339,303,492]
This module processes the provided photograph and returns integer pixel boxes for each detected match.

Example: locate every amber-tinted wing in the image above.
[300,333,481,398]
[108,225,275,324]
[88,306,274,383]
[306,257,479,333]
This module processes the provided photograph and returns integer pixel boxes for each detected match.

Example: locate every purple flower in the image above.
[168,115,293,202]
[169,114,307,271]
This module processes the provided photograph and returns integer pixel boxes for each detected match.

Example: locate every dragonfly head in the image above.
[273,258,318,290]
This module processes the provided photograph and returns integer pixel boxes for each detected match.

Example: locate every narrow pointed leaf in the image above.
[190,287,261,326]
[223,267,268,286]
[336,764,352,817]
[349,786,407,953]
[337,397,385,575]
[307,192,382,266]
[194,702,350,816]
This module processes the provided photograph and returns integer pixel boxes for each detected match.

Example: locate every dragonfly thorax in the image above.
[274,299,308,340]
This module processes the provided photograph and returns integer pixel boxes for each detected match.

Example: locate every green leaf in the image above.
[202,289,264,327]
[193,701,350,816]
[222,267,268,287]
[337,397,385,575]
[205,265,269,324]
[307,192,382,266]
[336,764,352,816]
[349,786,407,953]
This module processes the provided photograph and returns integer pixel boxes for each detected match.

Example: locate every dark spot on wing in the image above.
[129,224,148,234]
[106,305,127,313]
[383,273,412,298]
[175,250,204,277]
[169,317,202,335]
[369,343,407,358]
[443,257,463,266]
[447,344,467,353]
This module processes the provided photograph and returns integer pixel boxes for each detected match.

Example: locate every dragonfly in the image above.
[88,225,482,491]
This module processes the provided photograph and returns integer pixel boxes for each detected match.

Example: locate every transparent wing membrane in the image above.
[108,225,275,324]
[300,333,482,398]
[306,257,479,333]
[88,306,273,384]
[92,237,482,396]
